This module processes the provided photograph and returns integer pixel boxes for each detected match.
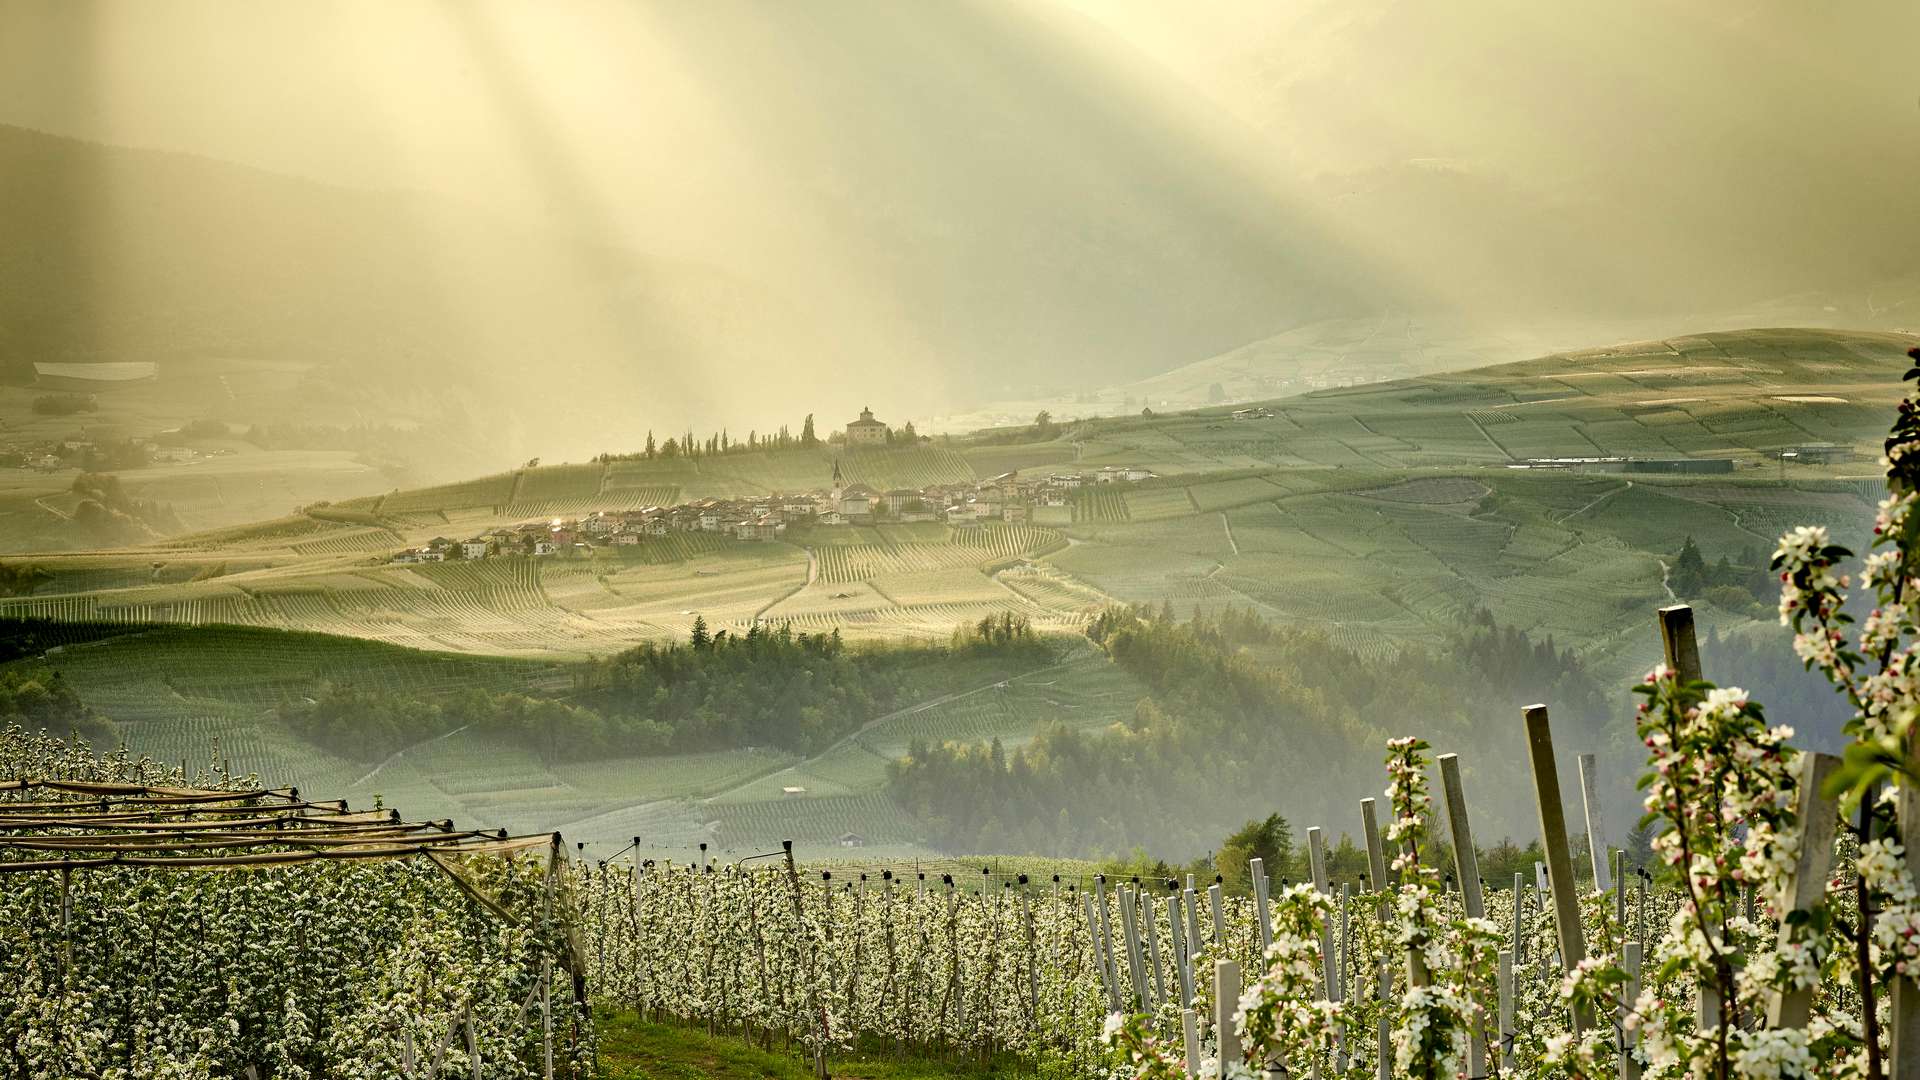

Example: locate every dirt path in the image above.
[1220,511,1240,556]
[1554,479,1632,524]
[699,655,1090,805]
[349,723,473,789]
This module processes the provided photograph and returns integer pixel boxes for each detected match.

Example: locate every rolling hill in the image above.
[0,326,1909,861]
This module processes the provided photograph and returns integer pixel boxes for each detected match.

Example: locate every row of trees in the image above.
[70,472,180,543]
[887,604,1613,859]
[278,616,1054,763]
[1667,533,1778,612]
[598,412,940,463]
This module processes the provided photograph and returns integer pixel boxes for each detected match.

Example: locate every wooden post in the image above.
[1095,877,1122,1009]
[1579,753,1612,893]
[1181,1008,1201,1080]
[466,1004,481,1080]
[1251,857,1273,953]
[1767,751,1843,1029]
[541,957,554,1080]
[1895,747,1920,1079]
[1512,872,1527,964]
[1659,606,1725,1040]
[1613,849,1627,949]
[1360,797,1391,895]
[781,841,830,1080]
[1636,873,1647,953]
[1208,883,1224,950]
[1145,893,1166,1007]
[1119,885,1147,1010]
[1337,881,1352,1073]
[1184,886,1204,990]
[1167,890,1187,1003]
[1523,704,1592,1034]
[1082,891,1119,1013]
[1022,886,1038,1024]
[1497,949,1514,1074]
[1620,941,1643,1080]
[1439,755,1486,920]
[1375,964,1392,1080]
[1214,959,1241,1072]
[1657,604,1703,683]
[1438,754,1486,1077]
[1308,827,1335,1004]
[540,842,557,1080]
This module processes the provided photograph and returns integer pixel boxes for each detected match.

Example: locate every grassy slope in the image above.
[10,624,1138,861]
[594,1011,1037,1080]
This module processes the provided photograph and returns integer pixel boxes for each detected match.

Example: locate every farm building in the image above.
[1515,456,1735,475]
[1774,444,1853,464]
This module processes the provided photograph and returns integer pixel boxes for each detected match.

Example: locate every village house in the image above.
[391,546,446,564]
[733,514,786,541]
[460,538,491,559]
[839,484,876,518]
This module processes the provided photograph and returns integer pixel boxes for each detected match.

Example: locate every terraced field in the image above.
[810,525,1064,583]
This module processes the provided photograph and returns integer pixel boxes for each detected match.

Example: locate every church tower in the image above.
[830,459,845,505]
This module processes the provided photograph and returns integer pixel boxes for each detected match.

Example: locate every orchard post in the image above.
[1523,703,1592,1034]
[1438,753,1487,1076]
[1767,750,1843,1029]
[1215,959,1241,1072]
[1579,753,1612,893]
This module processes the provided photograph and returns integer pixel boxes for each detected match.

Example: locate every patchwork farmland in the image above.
[0,328,1911,862]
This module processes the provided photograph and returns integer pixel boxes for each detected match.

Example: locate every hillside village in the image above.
[393,408,1154,563]
[390,462,1154,563]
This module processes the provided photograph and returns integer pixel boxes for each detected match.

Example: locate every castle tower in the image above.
[845,406,888,447]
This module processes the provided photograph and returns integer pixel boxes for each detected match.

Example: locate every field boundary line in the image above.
[752,553,814,622]
[1551,479,1631,524]
[348,722,472,789]
[698,654,1092,806]
[1463,410,1511,459]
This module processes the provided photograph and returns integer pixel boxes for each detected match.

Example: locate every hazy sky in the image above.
[1,0,1915,457]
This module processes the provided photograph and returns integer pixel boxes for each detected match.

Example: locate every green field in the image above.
[3,626,1143,863]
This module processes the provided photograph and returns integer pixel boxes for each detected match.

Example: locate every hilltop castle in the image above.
[846,406,888,447]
